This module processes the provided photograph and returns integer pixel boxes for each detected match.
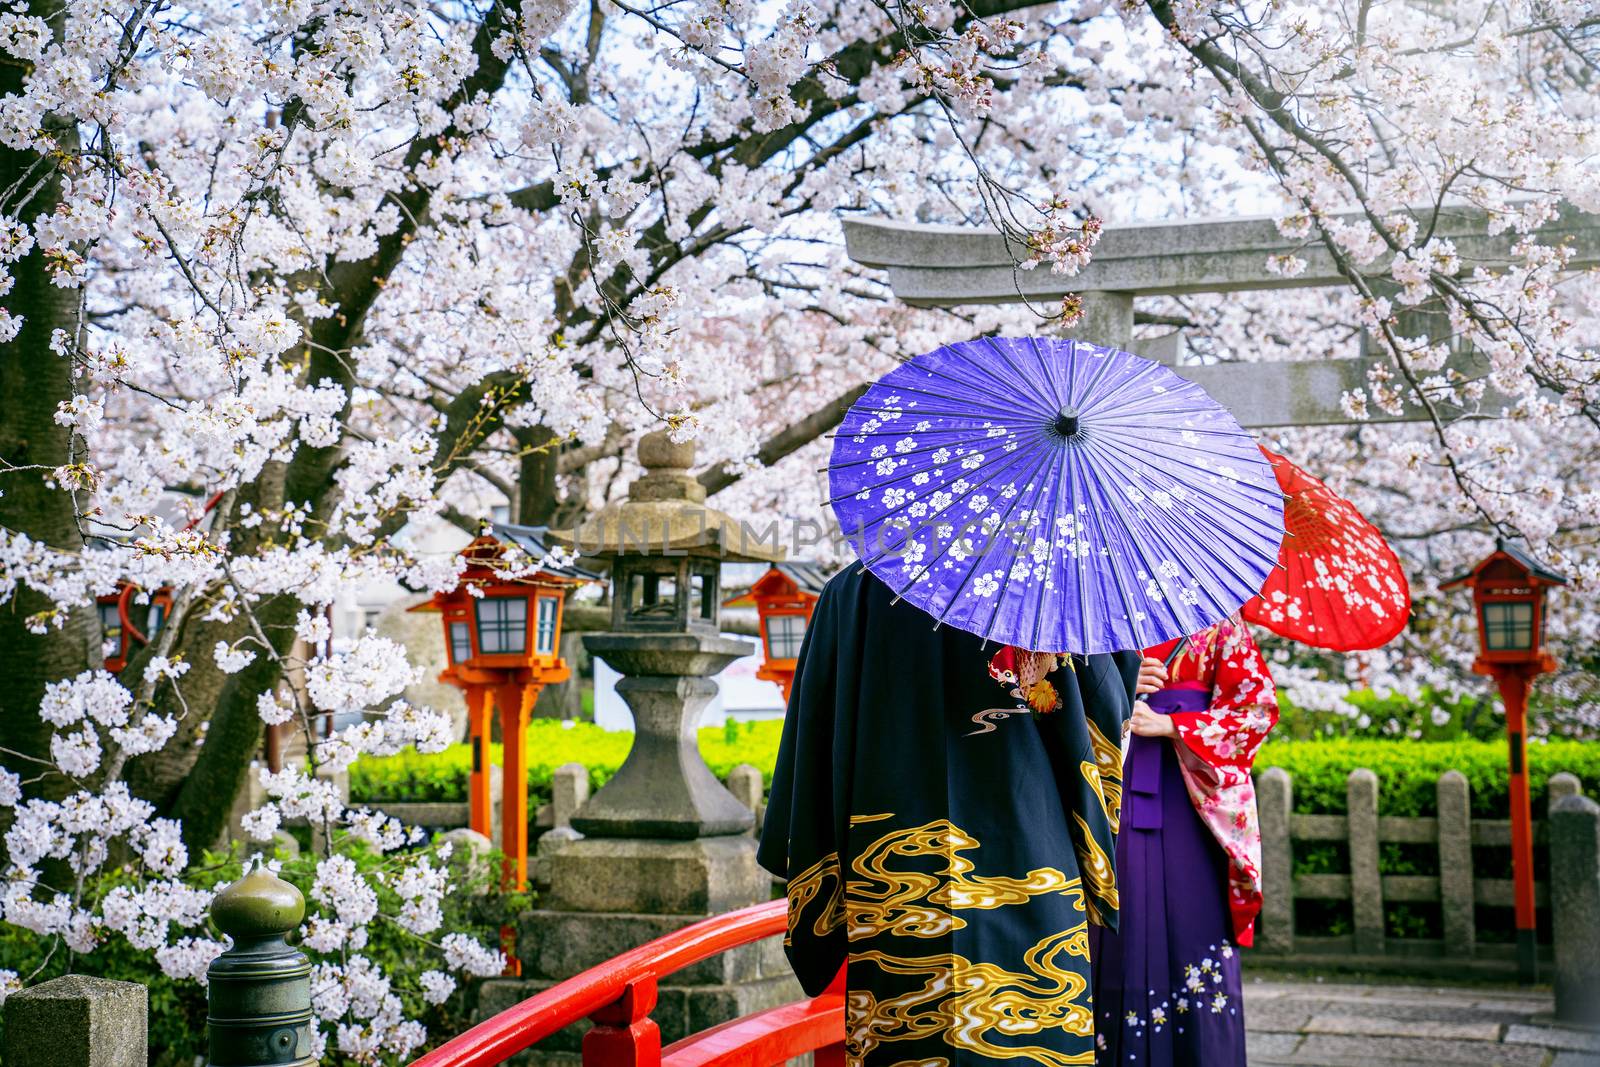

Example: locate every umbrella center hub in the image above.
[1051,411,1081,439]
[1283,493,1338,550]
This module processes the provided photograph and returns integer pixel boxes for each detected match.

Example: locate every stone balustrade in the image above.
[1253,765,1585,978]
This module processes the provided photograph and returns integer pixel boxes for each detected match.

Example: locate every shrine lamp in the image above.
[1441,537,1567,983]
[1442,538,1567,676]
[410,523,599,906]
[414,525,599,685]
[553,431,786,640]
[98,582,175,674]
[721,563,831,703]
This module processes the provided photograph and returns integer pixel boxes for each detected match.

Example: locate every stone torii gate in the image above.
[842,204,1600,428]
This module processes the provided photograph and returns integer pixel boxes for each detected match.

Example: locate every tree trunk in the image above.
[0,10,96,800]
[165,595,299,851]
[517,426,560,525]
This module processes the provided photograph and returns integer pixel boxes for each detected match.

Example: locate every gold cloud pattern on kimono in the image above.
[1070,811,1119,926]
[844,818,1085,941]
[785,849,846,946]
[846,925,1096,1066]
[1083,715,1124,833]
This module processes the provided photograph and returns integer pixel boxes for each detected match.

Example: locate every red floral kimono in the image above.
[1146,620,1279,946]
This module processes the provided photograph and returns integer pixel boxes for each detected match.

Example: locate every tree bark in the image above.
[0,4,97,800]
[517,427,560,525]
[164,595,300,850]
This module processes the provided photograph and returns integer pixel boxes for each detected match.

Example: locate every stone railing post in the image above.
[1346,768,1384,956]
[205,862,315,1066]
[552,762,591,831]
[1549,771,1582,809]
[1550,793,1600,1026]
[1255,767,1294,953]
[2,975,147,1067]
[1436,770,1475,957]
[724,764,764,835]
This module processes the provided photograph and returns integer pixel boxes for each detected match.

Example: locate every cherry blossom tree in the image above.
[0,0,1113,1056]
[1127,1,1600,732]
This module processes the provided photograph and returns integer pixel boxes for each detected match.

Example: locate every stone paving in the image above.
[1244,975,1600,1066]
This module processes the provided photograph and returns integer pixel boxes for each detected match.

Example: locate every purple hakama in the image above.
[1089,685,1247,1066]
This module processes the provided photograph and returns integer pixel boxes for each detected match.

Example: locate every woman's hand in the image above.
[1135,655,1168,696]
[1129,702,1177,738]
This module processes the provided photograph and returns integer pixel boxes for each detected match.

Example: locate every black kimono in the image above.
[758,567,1139,1066]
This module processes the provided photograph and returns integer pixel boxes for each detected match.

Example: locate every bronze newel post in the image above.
[205,862,316,1066]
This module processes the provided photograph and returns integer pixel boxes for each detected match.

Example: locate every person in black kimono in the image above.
[758,566,1140,1066]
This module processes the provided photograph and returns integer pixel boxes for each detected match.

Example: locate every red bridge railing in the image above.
[409,900,846,1067]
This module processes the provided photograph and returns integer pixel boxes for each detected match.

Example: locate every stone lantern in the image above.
[554,430,784,837]
[500,431,793,1056]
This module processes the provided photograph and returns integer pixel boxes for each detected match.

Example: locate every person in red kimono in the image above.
[1088,617,1280,1066]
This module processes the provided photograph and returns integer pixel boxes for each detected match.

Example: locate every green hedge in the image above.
[1252,738,1599,817]
[351,726,1595,947]
[352,722,1595,823]
[349,719,784,813]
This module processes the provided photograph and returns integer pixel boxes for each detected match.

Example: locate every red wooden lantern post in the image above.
[1442,538,1567,982]
[721,564,829,704]
[411,525,597,892]
[97,582,175,674]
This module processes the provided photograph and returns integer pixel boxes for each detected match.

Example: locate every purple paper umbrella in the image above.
[827,336,1285,654]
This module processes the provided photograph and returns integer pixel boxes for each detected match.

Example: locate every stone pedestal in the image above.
[498,835,793,1065]
[573,633,755,839]
[489,630,798,1063]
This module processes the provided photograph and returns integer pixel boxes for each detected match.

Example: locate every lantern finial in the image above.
[630,429,706,504]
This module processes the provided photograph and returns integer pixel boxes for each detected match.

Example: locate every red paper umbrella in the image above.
[1242,448,1411,650]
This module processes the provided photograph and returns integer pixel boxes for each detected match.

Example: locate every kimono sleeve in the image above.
[756,579,852,996]
[1168,621,1280,773]
[1035,650,1139,930]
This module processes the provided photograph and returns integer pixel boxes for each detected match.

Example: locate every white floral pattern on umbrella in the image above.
[828,337,1285,654]
[1243,448,1410,651]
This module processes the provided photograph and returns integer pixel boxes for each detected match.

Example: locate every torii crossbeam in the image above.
[842,205,1600,429]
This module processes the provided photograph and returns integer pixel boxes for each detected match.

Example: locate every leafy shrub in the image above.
[352,724,1598,949]
[349,719,784,809]
[0,839,507,1066]
[354,723,1595,825]
[1252,737,1598,817]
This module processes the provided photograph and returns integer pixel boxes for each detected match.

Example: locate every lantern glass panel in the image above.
[99,602,124,661]
[765,614,806,659]
[1482,599,1534,651]
[98,601,122,644]
[448,620,472,663]
[535,596,559,655]
[476,596,528,654]
[627,571,679,620]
